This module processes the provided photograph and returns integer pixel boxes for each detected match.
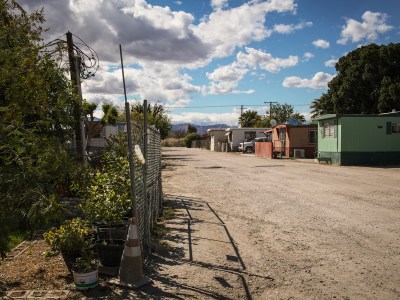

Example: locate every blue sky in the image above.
[21,0,400,125]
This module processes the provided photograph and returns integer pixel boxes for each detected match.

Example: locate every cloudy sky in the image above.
[20,0,400,125]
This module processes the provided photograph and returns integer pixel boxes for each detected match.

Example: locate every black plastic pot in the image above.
[61,249,82,272]
[95,239,125,267]
[96,223,129,241]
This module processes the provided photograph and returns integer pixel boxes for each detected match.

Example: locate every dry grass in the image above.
[161,138,185,147]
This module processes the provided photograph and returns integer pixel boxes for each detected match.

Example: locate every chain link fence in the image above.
[130,123,162,259]
[191,139,210,149]
[68,111,163,260]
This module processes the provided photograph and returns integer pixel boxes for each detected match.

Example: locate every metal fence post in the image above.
[143,99,150,254]
[119,45,137,220]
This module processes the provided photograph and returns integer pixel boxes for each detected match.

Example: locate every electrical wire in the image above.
[165,103,311,109]
[38,33,99,80]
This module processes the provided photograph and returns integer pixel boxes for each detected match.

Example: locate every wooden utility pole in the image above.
[264,101,278,119]
[240,105,247,116]
[66,31,85,160]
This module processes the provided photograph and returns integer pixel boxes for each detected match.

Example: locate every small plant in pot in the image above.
[43,218,94,272]
[79,152,132,268]
[72,251,99,290]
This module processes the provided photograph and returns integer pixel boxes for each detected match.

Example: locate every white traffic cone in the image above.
[109,218,150,288]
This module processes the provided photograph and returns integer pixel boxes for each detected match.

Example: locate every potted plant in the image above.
[44,218,94,271]
[79,151,131,267]
[72,252,99,290]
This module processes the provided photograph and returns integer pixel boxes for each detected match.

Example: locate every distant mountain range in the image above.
[171,123,231,135]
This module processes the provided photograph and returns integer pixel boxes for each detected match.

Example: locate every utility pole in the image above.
[240,105,247,116]
[74,56,87,166]
[239,105,247,128]
[66,31,84,160]
[264,101,278,119]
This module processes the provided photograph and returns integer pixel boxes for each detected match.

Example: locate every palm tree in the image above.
[238,110,261,127]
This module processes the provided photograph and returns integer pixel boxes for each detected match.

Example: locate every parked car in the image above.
[238,137,270,153]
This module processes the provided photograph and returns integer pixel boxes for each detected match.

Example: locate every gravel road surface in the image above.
[161,147,400,300]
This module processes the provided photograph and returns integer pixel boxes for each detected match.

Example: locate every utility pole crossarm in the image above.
[264,101,278,119]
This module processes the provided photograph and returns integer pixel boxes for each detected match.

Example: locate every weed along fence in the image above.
[130,122,163,260]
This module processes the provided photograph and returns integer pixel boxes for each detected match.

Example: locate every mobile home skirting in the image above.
[318,151,400,166]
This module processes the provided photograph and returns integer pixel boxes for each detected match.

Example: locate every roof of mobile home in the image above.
[313,111,400,121]
[225,127,269,131]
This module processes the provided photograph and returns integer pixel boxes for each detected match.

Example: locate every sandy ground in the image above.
[160,147,400,300]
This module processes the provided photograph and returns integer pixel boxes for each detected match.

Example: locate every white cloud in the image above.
[337,11,393,45]
[205,47,298,95]
[193,0,296,58]
[303,52,314,61]
[324,58,338,67]
[272,21,313,34]
[82,63,201,107]
[206,64,250,94]
[170,111,240,126]
[20,0,297,108]
[312,39,330,49]
[121,1,194,39]
[282,72,334,89]
[211,0,228,10]
[237,47,298,73]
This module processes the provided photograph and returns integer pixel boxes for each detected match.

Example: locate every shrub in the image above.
[184,133,201,148]
[44,218,93,254]
[161,138,185,147]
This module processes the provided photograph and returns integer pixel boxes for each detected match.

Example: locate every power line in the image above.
[164,103,311,109]
[264,101,278,119]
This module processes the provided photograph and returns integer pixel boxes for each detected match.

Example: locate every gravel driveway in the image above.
[160,147,400,300]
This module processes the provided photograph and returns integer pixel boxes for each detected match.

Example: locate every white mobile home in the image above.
[88,122,126,148]
[226,127,269,151]
[207,128,228,151]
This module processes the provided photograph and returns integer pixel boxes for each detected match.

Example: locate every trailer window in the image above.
[244,131,256,141]
[309,129,317,144]
[323,120,336,137]
[392,122,400,133]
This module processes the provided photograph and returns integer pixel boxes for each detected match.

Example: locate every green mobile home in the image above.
[313,112,400,165]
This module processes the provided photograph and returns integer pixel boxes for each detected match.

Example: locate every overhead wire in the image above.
[165,103,311,109]
[38,32,100,80]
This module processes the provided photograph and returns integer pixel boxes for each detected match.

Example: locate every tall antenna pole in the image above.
[120,44,137,220]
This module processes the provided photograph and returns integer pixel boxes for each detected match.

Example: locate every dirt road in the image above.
[160,147,400,300]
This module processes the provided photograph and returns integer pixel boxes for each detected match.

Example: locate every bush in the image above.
[184,133,201,148]
[44,218,93,254]
[161,138,185,147]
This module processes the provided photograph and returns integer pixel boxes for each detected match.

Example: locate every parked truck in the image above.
[225,127,269,151]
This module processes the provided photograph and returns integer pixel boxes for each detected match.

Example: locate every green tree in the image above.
[268,103,294,124]
[82,101,119,150]
[239,110,261,127]
[187,124,197,133]
[311,43,400,117]
[291,112,306,124]
[0,1,78,242]
[131,102,172,139]
[184,133,201,148]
